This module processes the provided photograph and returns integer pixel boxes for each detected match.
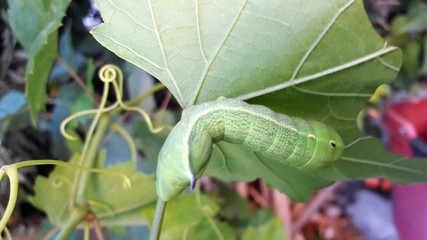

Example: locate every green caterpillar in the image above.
[156,98,344,201]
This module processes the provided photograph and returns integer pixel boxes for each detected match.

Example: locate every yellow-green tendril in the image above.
[70,65,115,207]
[52,175,74,188]
[87,200,115,216]
[76,65,111,166]
[0,165,19,237]
[105,64,171,133]
[60,64,171,142]
[110,123,137,162]
[0,159,132,239]
[61,105,118,141]
[13,160,131,189]
[3,226,11,240]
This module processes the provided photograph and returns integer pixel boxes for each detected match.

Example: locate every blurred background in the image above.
[1,0,427,239]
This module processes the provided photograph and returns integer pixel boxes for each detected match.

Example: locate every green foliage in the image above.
[7,0,71,123]
[390,1,427,82]
[242,219,287,240]
[28,155,157,227]
[5,0,427,238]
[145,194,236,240]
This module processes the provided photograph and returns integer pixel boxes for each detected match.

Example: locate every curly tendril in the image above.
[52,176,74,188]
[0,160,133,238]
[102,64,169,134]
[60,64,169,142]
[110,123,137,162]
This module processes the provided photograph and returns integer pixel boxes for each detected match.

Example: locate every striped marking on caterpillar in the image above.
[156,98,344,201]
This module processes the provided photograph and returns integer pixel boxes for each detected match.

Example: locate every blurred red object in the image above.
[364,178,392,192]
[381,97,427,157]
[376,93,427,240]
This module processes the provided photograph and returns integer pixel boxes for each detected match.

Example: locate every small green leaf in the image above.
[398,2,427,33]
[242,218,287,240]
[28,155,157,227]
[28,156,78,225]
[88,162,157,224]
[7,0,71,123]
[145,194,235,240]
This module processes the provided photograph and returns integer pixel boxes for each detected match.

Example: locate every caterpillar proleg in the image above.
[156,98,344,201]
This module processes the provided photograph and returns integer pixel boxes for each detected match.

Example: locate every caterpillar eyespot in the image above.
[156,98,344,201]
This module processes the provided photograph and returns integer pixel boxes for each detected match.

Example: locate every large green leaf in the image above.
[317,127,427,183]
[206,142,332,201]
[7,0,71,123]
[91,0,399,109]
[90,0,422,201]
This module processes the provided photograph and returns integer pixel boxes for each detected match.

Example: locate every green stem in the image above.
[196,184,224,240]
[125,83,165,107]
[59,115,110,240]
[84,221,90,240]
[55,206,88,240]
[71,73,112,205]
[75,115,111,205]
[149,198,167,240]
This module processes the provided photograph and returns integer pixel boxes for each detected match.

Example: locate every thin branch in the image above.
[291,182,342,236]
[56,56,100,104]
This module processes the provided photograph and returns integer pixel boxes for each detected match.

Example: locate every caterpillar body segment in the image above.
[156,99,344,201]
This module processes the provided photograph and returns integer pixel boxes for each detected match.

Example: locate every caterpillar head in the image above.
[156,121,213,202]
[303,121,344,169]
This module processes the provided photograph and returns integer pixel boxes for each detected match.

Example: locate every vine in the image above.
[0,64,170,239]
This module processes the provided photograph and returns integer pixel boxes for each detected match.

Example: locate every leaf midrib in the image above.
[341,156,426,176]
[236,45,399,100]
[189,0,249,106]
[147,0,185,105]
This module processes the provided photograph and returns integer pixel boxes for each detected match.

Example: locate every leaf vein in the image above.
[379,57,400,72]
[244,11,290,27]
[237,45,399,100]
[107,0,154,32]
[147,0,185,106]
[292,86,372,98]
[289,0,356,82]
[341,156,427,176]
[195,0,208,63]
[189,0,249,106]
[95,33,165,71]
